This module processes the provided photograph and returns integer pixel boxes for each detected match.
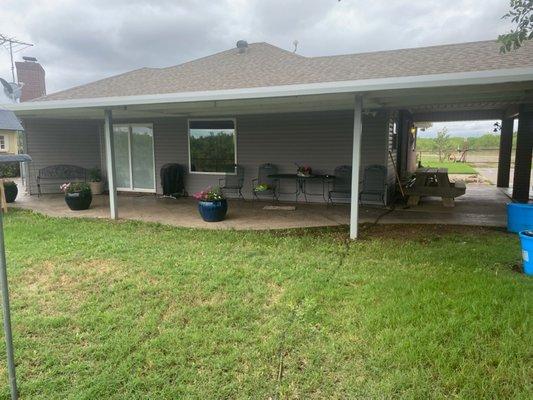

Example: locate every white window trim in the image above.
[112,123,156,192]
[0,135,5,151]
[187,118,237,175]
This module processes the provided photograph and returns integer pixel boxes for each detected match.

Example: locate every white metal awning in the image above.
[1,67,532,120]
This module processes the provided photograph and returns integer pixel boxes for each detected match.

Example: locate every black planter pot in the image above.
[198,199,228,222]
[65,191,92,210]
[4,183,18,203]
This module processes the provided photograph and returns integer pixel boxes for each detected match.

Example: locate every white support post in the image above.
[103,109,118,220]
[350,96,363,239]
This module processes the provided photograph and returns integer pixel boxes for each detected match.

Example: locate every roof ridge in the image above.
[310,39,500,60]
[255,42,306,58]
[161,42,305,71]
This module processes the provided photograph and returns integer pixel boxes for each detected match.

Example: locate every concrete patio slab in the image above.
[10,183,508,230]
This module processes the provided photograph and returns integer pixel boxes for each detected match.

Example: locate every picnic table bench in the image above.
[405,167,466,207]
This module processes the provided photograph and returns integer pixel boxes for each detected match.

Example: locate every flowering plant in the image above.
[296,165,312,176]
[193,186,225,202]
[253,183,273,192]
[60,182,91,194]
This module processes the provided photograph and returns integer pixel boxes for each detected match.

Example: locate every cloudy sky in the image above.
[0,0,515,136]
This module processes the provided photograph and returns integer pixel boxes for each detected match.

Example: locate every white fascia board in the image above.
[3,67,533,112]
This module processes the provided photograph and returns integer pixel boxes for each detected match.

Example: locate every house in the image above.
[0,109,22,154]
[3,40,533,238]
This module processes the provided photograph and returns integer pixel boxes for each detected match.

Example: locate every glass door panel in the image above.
[131,126,155,190]
[113,126,131,188]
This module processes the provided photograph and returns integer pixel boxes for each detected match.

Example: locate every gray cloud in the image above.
[0,0,514,93]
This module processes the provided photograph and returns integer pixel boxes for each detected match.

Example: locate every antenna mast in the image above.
[0,34,33,83]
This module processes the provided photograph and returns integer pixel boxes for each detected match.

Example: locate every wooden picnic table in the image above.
[405,167,466,207]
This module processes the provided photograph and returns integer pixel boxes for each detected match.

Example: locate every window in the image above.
[188,119,236,173]
[0,135,5,151]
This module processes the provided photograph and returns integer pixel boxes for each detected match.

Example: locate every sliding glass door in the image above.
[113,124,155,192]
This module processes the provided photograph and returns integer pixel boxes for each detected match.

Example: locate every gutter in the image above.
[2,67,533,112]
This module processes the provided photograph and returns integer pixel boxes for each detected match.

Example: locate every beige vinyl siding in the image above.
[0,130,19,154]
[24,110,392,203]
[23,119,101,194]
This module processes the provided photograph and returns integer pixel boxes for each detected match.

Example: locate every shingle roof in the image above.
[37,40,533,102]
[0,108,23,131]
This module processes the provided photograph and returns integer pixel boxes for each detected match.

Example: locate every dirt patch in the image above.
[265,282,285,309]
[13,259,126,315]
[358,223,507,241]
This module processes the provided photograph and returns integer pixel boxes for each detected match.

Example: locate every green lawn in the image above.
[420,155,477,174]
[1,210,531,399]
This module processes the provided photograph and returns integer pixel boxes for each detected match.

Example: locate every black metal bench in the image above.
[37,165,87,196]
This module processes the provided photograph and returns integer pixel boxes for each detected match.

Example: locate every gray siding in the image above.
[23,119,101,194]
[23,110,392,203]
[149,110,390,202]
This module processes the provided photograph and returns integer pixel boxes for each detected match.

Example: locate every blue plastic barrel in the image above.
[507,203,533,233]
[519,231,533,276]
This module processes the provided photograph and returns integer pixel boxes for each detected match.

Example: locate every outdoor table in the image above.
[405,167,466,207]
[268,173,335,202]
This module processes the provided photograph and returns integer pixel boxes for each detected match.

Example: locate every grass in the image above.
[420,155,477,174]
[0,210,531,399]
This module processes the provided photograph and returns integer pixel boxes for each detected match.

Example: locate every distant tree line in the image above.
[417,132,517,154]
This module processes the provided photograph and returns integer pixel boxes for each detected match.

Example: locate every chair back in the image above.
[224,164,245,189]
[333,165,352,192]
[258,163,278,186]
[362,165,387,193]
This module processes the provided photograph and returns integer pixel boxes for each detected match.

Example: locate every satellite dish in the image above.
[0,78,22,103]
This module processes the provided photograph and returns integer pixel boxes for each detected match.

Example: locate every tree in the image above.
[498,0,533,52]
[433,128,452,162]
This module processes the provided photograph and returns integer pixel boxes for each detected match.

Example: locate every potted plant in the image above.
[88,168,104,195]
[3,181,18,203]
[60,182,92,210]
[193,187,227,222]
[296,164,312,177]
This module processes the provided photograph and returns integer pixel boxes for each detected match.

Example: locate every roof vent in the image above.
[236,40,248,54]
[22,56,38,62]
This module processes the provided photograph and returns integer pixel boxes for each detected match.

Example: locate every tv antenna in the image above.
[0,34,34,83]
[292,40,299,53]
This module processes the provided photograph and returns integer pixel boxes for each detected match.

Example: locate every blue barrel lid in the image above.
[507,202,533,208]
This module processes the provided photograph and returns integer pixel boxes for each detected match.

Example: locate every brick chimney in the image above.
[15,57,46,101]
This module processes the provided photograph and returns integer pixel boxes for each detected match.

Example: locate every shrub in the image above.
[60,182,91,194]
[0,162,20,178]
[88,168,102,182]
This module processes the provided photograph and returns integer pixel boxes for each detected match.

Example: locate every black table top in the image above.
[268,173,335,179]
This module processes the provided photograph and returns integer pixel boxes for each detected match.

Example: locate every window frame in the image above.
[187,118,237,175]
[0,135,5,151]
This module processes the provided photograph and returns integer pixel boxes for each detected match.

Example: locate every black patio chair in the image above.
[328,165,352,205]
[219,164,245,199]
[251,163,279,201]
[359,164,388,206]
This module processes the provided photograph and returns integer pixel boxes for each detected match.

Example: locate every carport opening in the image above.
[414,119,519,191]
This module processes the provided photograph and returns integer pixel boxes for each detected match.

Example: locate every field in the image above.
[418,154,477,174]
